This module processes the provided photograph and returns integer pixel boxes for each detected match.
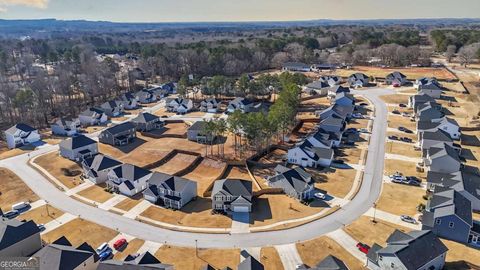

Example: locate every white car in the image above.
[96,242,110,254]
[314,192,326,200]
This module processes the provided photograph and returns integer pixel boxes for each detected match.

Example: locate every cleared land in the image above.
[183,158,226,196]
[335,147,364,165]
[0,142,31,160]
[0,168,39,210]
[310,167,357,198]
[140,198,232,228]
[114,196,143,211]
[380,94,410,104]
[387,115,416,130]
[153,153,198,175]
[113,238,145,260]
[385,141,419,158]
[334,66,456,81]
[34,152,84,189]
[76,184,114,203]
[442,239,480,269]
[162,122,189,136]
[384,159,426,180]
[18,205,64,225]
[250,194,326,227]
[297,236,365,269]
[260,247,284,270]
[347,119,370,130]
[345,216,411,247]
[376,183,425,216]
[42,218,118,248]
[155,245,240,270]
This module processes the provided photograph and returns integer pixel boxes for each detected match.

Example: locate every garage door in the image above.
[233,206,249,213]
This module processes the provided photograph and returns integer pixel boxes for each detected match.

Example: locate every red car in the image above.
[356,242,370,254]
[113,238,127,250]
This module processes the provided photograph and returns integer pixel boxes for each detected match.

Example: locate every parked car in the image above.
[400,137,413,143]
[96,243,110,254]
[359,128,369,133]
[314,192,327,200]
[99,249,113,261]
[400,215,417,224]
[345,128,357,134]
[3,210,19,219]
[399,104,407,108]
[12,202,30,211]
[113,238,127,250]
[398,126,406,132]
[37,224,46,232]
[352,113,363,119]
[356,242,370,254]
[392,110,401,115]
[388,135,399,141]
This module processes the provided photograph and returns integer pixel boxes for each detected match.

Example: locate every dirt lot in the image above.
[385,141,420,158]
[376,183,425,216]
[140,198,232,228]
[335,147,364,165]
[260,247,284,270]
[162,122,189,136]
[153,153,197,175]
[76,184,114,203]
[297,236,365,269]
[0,142,32,160]
[334,66,456,81]
[310,167,357,198]
[259,149,287,164]
[18,205,64,225]
[384,159,426,180]
[155,245,240,270]
[34,152,84,189]
[387,115,416,130]
[300,96,331,106]
[114,196,143,211]
[380,94,410,104]
[347,119,370,130]
[345,216,411,247]
[183,158,226,196]
[442,239,480,269]
[42,218,118,248]
[153,107,176,117]
[0,168,39,210]
[250,194,326,227]
[113,238,145,260]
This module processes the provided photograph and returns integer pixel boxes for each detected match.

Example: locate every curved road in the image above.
[0,88,393,248]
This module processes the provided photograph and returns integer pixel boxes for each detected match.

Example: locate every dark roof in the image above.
[419,82,443,91]
[387,71,406,80]
[422,129,452,142]
[103,122,136,136]
[314,255,348,270]
[320,115,344,128]
[80,107,105,117]
[428,143,461,163]
[59,135,97,150]
[429,189,472,226]
[132,112,161,124]
[111,164,151,181]
[34,236,95,270]
[148,172,194,193]
[269,165,313,194]
[238,255,264,270]
[417,121,440,131]
[349,73,369,80]
[6,123,36,134]
[212,179,253,199]
[98,251,174,270]
[306,81,330,89]
[283,62,310,69]
[83,154,122,172]
[329,85,350,94]
[0,219,40,251]
[189,121,207,131]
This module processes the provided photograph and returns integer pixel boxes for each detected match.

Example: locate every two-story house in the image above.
[131,112,164,132]
[51,118,81,136]
[348,73,370,88]
[4,123,41,149]
[211,179,253,213]
[99,122,137,146]
[227,97,254,113]
[100,100,125,117]
[135,89,157,104]
[59,135,98,161]
[417,117,460,140]
[120,92,138,110]
[267,165,314,201]
[287,140,334,168]
[143,172,197,209]
[385,71,408,87]
[200,98,219,113]
[82,154,122,184]
[424,143,462,174]
[107,164,152,196]
[166,98,193,114]
[79,107,108,126]
[0,219,42,257]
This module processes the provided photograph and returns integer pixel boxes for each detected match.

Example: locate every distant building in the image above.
[4,123,41,149]
[166,98,193,114]
[385,71,408,86]
[348,73,369,88]
[131,112,164,132]
[304,81,330,96]
[135,89,156,104]
[99,122,136,146]
[79,107,108,126]
[100,100,125,117]
[200,98,219,113]
[51,118,81,137]
[120,92,138,110]
[187,121,215,143]
[282,62,311,72]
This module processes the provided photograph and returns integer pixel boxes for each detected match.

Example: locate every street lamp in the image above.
[195,240,198,257]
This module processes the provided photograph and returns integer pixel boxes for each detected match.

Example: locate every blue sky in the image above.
[1,0,479,22]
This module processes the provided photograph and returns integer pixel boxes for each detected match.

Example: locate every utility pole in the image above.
[195,240,198,257]
[372,202,377,223]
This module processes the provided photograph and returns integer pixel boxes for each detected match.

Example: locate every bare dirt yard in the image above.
[153,153,197,175]
[347,119,370,130]
[250,194,327,227]
[162,122,189,136]
[387,115,416,131]
[260,247,284,270]
[335,66,456,81]
[140,198,232,228]
[335,147,364,165]
[76,184,114,203]
[380,94,410,104]
[113,238,145,260]
[376,183,426,216]
[345,216,411,247]
[297,236,365,269]
[18,205,64,225]
[258,149,287,164]
[0,168,39,210]
[309,167,357,198]
[385,141,420,158]
[42,218,118,248]
[183,158,226,196]
[0,141,32,160]
[114,196,143,212]
[34,152,84,189]
[442,239,480,269]
[155,246,240,270]
[384,159,426,180]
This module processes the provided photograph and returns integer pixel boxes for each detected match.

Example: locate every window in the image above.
[391,263,395,268]
[435,219,441,225]
[449,222,454,228]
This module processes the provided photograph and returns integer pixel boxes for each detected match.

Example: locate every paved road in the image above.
[0,88,393,248]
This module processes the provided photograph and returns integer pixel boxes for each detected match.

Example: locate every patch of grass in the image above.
[18,205,64,225]
[442,239,480,268]
[34,152,84,189]
[376,183,425,216]
[344,216,411,247]
[310,167,357,198]
[261,247,284,270]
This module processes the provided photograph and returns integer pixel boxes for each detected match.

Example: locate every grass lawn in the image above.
[310,167,357,198]
[384,159,426,180]
[297,236,366,269]
[385,141,420,158]
[376,183,426,216]
[113,238,145,260]
[140,198,232,228]
[335,147,364,165]
[42,218,118,248]
[344,216,411,247]
[155,245,240,270]
[387,115,416,130]
[183,158,226,196]
[380,94,410,104]
[260,247,284,270]
[347,119,370,130]
[0,143,31,160]
[386,131,417,141]
[153,153,197,175]
[442,239,480,269]
[114,197,143,211]
[18,205,64,225]
[250,194,326,227]
[0,168,39,210]
[76,184,114,203]
[300,97,330,106]
[34,152,84,189]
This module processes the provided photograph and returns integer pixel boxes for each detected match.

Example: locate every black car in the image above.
[399,103,407,108]
[388,135,399,140]
[398,126,406,132]
[360,103,368,106]
[333,160,345,164]
[404,129,413,134]
[401,137,413,143]
[392,110,401,115]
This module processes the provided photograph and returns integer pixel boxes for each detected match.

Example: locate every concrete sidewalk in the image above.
[364,208,422,230]
[275,243,303,270]
[136,240,163,254]
[40,213,77,235]
[65,181,94,196]
[123,200,151,219]
[384,153,421,163]
[327,229,366,263]
[99,194,127,210]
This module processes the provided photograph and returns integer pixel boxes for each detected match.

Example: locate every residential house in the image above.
[98,251,173,270]
[366,230,448,270]
[238,254,265,270]
[51,117,81,136]
[422,188,479,245]
[166,98,193,114]
[200,98,219,113]
[348,73,370,88]
[99,122,136,146]
[59,135,98,161]
[417,117,460,140]
[4,123,41,149]
[131,112,164,132]
[304,81,330,96]
[211,179,253,213]
[79,107,108,126]
[267,165,315,201]
[415,77,438,89]
[319,115,345,133]
[334,92,355,107]
[107,164,152,196]
[187,121,215,143]
[120,92,138,110]
[82,154,122,184]
[150,87,169,100]
[0,218,41,257]
[306,131,334,149]
[161,82,177,94]
[100,100,125,117]
[317,104,354,121]
[310,63,338,71]
[327,85,350,98]
[143,172,197,209]
[313,255,349,270]
[424,143,462,174]
[135,89,156,104]
[282,62,311,72]
[34,236,98,270]
[420,129,453,150]
[320,75,341,87]
[227,97,254,113]
[385,71,408,86]
[287,140,334,168]
[416,104,445,123]
[313,128,343,148]
[419,81,443,99]
[408,94,436,110]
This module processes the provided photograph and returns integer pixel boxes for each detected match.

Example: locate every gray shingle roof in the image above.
[0,219,40,251]
[132,112,161,124]
[269,165,313,194]
[59,135,96,150]
[83,154,122,172]
[111,164,151,181]
[212,179,252,199]
[33,236,95,270]
[238,255,264,270]
[306,81,330,89]
[103,122,136,136]
[98,251,173,270]
[314,255,348,270]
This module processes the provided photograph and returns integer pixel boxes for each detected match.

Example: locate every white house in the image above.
[287,140,334,168]
[79,108,108,126]
[59,135,98,161]
[417,117,460,140]
[4,123,41,149]
[51,118,81,136]
[82,154,122,184]
[166,98,193,114]
[107,164,152,197]
[200,98,219,113]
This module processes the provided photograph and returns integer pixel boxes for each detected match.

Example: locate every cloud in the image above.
[0,0,49,12]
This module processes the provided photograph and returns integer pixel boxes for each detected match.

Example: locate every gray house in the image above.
[82,154,122,184]
[143,172,197,209]
[327,85,350,98]
[51,117,81,136]
[419,82,443,99]
[416,104,444,122]
[304,81,330,96]
[120,92,138,110]
[267,165,314,201]
[131,112,164,132]
[99,122,137,146]
[417,117,461,141]
[107,164,152,197]
[34,236,98,270]
[227,97,254,113]
[348,73,370,88]
[424,143,461,174]
[100,100,125,117]
[98,251,173,270]
[317,104,353,121]
[282,62,311,72]
[385,71,408,86]
[187,121,215,143]
[320,75,341,87]
[334,92,355,107]
[135,89,156,104]
[0,219,41,257]
[422,188,479,245]
[59,135,98,161]
[319,115,345,133]
[415,77,438,89]
[367,230,448,270]
[313,255,349,270]
[78,107,108,126]
[408,94,436,111]
[420,129,453,150]
[211,179,253,213]
[238,254,264,270]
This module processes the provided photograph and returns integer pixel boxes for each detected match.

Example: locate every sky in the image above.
[0,0,479,22]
